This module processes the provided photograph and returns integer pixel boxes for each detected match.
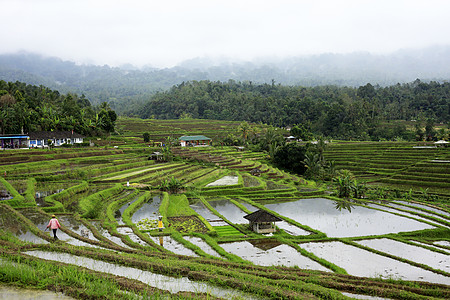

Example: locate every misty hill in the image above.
[0,46,449,114]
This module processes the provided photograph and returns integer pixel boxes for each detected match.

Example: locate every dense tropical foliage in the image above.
[131,79,449,140]
[0,81,117,135]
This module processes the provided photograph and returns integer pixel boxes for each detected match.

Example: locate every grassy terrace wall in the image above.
[1,135,449,299]
[324,142,450,195]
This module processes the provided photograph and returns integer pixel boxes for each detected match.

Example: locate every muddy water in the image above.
[0,285,74,299]
[0,189,12,200]
[299,241,450,285]
[357,238,450,272]
[220,240,330,271]
[147,235,198,257]
[264,198,434,237]
[24,251,259,300]
[131,195,162,223]
[190,201,228,226]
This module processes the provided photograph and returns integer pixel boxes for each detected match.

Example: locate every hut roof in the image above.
[179,135,211,141]
[244,209,282,223]
[28,131,84,139]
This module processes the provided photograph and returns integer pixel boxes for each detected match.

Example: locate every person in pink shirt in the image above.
[47,215,61,240]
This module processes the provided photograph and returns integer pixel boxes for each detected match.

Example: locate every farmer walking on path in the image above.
[47,215,61,240]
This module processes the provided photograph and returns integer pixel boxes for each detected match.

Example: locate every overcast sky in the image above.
[2,0,450,67]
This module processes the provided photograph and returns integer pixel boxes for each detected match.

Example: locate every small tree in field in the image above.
[143,132,150,142]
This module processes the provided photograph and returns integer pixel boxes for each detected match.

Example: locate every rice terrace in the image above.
[0,116,448,300]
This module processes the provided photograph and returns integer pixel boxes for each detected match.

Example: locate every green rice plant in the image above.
[23,177,37,204]
[79,183,124,218]
[0,177,25,204]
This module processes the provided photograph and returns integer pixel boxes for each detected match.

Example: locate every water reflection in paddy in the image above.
[18,209,100,248]
[395,201,450,217]
[299,241,450,285]
[208,199,248,224]
[183,236,222,258]
[387,203,449,222]
[24,251,256,300]
[116,196,140,225]
[116,227,149,247]
[0,207,48,244]
[131,195,162,223]
[409,241,450,254]
[220,240,330,271]
[0,285,74,300]
[58,215,99,242]
[264,198,434,237]
[357,238,450,272]
[147,235,198,257]
[367,203,446,227]
[190,201,227,226]
[90,221,132,249]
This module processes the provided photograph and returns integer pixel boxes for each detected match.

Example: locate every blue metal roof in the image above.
[0,135,29,139]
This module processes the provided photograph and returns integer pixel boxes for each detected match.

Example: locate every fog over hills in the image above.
[0,46,449,113]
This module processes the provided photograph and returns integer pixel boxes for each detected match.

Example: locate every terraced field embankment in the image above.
[1,143,449,299]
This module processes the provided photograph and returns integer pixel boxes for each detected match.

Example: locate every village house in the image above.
[0,134,29,149]
[179,135,212,147]
[28,131,84,148]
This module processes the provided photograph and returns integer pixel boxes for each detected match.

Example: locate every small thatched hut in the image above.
[244,209,282,234]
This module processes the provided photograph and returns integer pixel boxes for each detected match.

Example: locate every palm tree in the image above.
[238,121,250,143]
[303,152,321,179]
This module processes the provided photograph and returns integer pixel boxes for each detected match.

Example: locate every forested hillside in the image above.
[1,47,449,114]
[0,81,117,135]
[131,80,449,140]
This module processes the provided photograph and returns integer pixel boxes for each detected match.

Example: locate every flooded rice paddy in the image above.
[367,203,445,227]
[90,221,133,249]
[0,285,74,300]
[264,198,434,237]
[299,241,449,284]
[131,195,162,223]
[190,201,228,226]
[147,235,198,256]
[208,199,249,224]
[24,251,257,299]
[220,240,330,271]
[394,201,450,217]
[183,236,222,258]
[205,175,239,187]
[116,227,149,246]
[356,238,450,272]
[115,195,140,225]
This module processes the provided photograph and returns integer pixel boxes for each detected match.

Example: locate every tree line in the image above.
[129,79,449,141]
[0,81,117,136]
